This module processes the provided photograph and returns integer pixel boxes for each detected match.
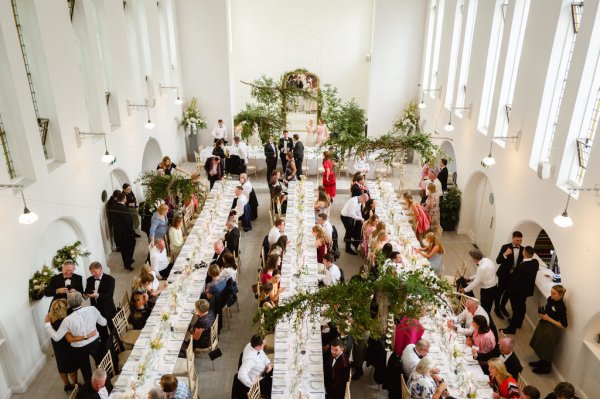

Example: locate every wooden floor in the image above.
[13,165,560,398]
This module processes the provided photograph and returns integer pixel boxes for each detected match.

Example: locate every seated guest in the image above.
[224,218,240,256]
[130,290,152,330]
[268,169,288,194]
[45,260,84,302]
[487,358,520,399]
[498,338,522,380]
[192,299,215,349]
[321,253,342,286]
[401,339,435,378]
[168,216,185,260]
[231,185,248,219]
[150,238,173,279]
[160,374,192,399]
[147,388,167,399]
[544,382,578,399]
[522,386,541,399]
[407,357,449,399]
[268,218,285,247]
[238,335,273,395]
[261,254,280,284]
[467,315,497,367]
[75,368,111,399]
[259,282,275,309]
[268,236,288,257]
[394,315,424,356]
[323,338,350,399]
[267,272,284,305]
[314,189,331,216]
[212,240,231,267]
[312,225,332,263]
[205,263,227,300]
[139,263,165,302]
[447,299,489,336]
[271,185,287,215]
[219,252,238,282]
[317,213,334,238]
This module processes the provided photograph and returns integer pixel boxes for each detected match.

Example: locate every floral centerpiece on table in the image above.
[51,241,91,271]
[180,97,207,135]
[150,335,163,351]
[29,264,55,300]
[161,310,170,322]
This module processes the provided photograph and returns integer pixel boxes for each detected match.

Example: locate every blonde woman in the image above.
[316,118,329,145]
[424,183,442,236]
[407,357,449,399]
[415,232,444,275]
[149,203,170,245]
[487,358,520,399]
[361,214,380,258]
[312,225,332,263]
[369,230,389,264]
[157,156,189,176]
[403,192,430,241]
[168,216,184,260]
[306,119,316,145]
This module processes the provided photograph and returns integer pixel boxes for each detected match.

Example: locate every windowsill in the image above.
[584,339,600,362]
[46,158,64,173]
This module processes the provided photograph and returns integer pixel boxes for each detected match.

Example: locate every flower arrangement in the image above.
[150,337,163,351]
[394,102,420,134]
[29,264,54,300]
[161,310,170,322]
[180,97,207,135]
[51,241,91,271]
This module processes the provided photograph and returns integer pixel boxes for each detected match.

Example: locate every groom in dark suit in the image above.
[324,338,351,399]
[437,158,449,192]
[264,136,278,183]
[278,130,293,172]
[84,262,117,323]
[494,231,524,319]
[292,134,304,179]
[44,260,84,303]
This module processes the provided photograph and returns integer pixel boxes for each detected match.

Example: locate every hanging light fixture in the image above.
[444,111,455,132]
[0,184,38,225]
[553,185,600,228]
[416,85,442,110]
[174,94,183,105]
[127,99,155,130]
[75,127,115,164]
[481,133,521,168]
[481,143,496,167]
[145,108,155,130]
[101,136,115,164]
[159,84,183,105]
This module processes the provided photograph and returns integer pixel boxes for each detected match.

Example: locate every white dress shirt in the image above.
[98,387,109,399]
[268,226,282,246]
[212,124,227,141]
[150,246,170,274]
[238,343,271,388]
[237,141,249,163]
[45,306,107,347]
[465,257,498,292]
[320,220,333,238]
[234,194,248,217]
[323,264,341,286]
[401,344,423,377]
[341,197,363,221]
[455,305,490,336]
[241,180,253,199]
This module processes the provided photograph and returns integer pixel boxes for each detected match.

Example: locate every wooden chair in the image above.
[112,308,141,350]
[194,151,202,174]
[443,260,467,288]
[194,315,220,370]
[174,335,195,377]
[118,291,130,314]
[246,159,257,178]
[401,374,411,399]
[518,373,527,393]
[98,351,120,385]
[448,291,478,315]
[110,331,131,371]
[263,333,275,354]
[247,377,261,399]
[69,384,79,399]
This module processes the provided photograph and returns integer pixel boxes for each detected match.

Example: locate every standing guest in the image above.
[393,316,424,356]
[106,189,121,249]
[522,386,541,399]
[317,213,334,238]
[461,249,498,314]
[351,174,368,197]
[420,171,442,204]
[157,156,189,176]
[149,204,170,245]
[316,118,329,145]
[84,262,116,342]
[224,218,240,256]
[284,152,297,181]
[424,183,442,236]
[544,382,577,399]
[76,368,111,399]
[264,136,278,183]
[160,374,192,399]
[150,238,173,279]
[139,201,154,239]
[278,130,293,171]
[238,335,273,395]
[407,357,448,399]
[292,133,304,179]
[192,299,215,350]
[312,225,332,263]
[113,191,136,270]
[268,218,285,247]
[321,253,342,286]
[501,246,539,334]
[403,192,430,241]
[415,232,444,275]
[447,299,490,337]
[211,119,228,143]
[204,155,223,189]
[323,338,350,399]
[45,292,106,382]
[212,139,226,160]
[322,151,337,201]
[498,338,523,379]
[494,231,524,319]
[340,193,368,254]
[122,183,141,235]
[401,339,433,378]
[361,214,379,258]
[529,285,568,374]
[487,358,520,399]
[45,261,84,303]
[233,136,249,167]
[168,216,185,260]
[47,299,79,392]
[437,159,449,192]
[306,119,316,144]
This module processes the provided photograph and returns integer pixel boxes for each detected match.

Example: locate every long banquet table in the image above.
[110,180,237,398]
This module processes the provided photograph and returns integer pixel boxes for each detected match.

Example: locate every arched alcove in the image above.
[440,140,457,182]
[459,171,496,255]
[141,137,162,173]
[99,168,132,258]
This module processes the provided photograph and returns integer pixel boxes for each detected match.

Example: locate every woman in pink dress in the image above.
[322,151,336,200]
[316,118,329,145]
[361,214,379,257]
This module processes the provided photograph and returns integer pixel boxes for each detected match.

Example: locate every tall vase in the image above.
[186,129,198,162]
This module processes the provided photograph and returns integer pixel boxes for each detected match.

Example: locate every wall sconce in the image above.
[444,105,473,131]
[417,85,442,109]
[554,184,600,228]
[159,84,182,105]
[127,100,155,130]
[481,132,521,167]
[75,127,115,164]
[0,184,38,224]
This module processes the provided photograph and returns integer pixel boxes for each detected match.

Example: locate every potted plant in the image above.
[440,186,461,231]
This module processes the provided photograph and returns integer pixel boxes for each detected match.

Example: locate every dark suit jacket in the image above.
[111,202,134,242]
[211,248,232,267]
[351,183,363,197]
[510,258,539,298]
[75,380,112,399]
[278,137,293,156]
[293,140,304,161]
[84,274,117,321]
[224,227,240,255]
[495,244,524,281]
[438,167,448,191]
[264,143,278,165]
[503,351,523,379]
[44,273,84,300]
[323,352,350,399]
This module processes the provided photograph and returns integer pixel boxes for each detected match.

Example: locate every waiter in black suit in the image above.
[438,158,449,192]
[500,246,539,334]
[112,192,136,270]
[292,134,304,179]
[44,260,84,303]
[264,135,278,183]
[494,231,524,319]
[323,338,351,399]
[84,262,116,343]
[224,218,240,256]
[278,130,293,172]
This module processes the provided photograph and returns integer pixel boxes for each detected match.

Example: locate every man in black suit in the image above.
[501,246,539,334]
[76,368,111,399]
[44,260,84,302]
[105,190,121,250]
[112,192,136,270]
[324,338,351,399]
[278,130,293,172]
[498,337,523,378]
[212,240,232,267]
[438,158,449,192]
[494,231,524,319]
[84,262,117,343]
[224,218,240,256]
[264,135,278,183]
[292,134,304,179]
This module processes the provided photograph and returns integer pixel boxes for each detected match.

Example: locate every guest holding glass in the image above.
[415,232,444,275]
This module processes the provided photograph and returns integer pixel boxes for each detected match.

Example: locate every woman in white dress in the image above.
[316,118,329,145]
[306,119,316,145]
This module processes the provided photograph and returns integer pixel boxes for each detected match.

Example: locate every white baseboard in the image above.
[9,356,46,393]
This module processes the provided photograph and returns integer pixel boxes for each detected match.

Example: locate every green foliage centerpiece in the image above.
[137,170,207,213]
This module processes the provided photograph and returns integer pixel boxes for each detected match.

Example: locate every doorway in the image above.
[460,172,496,255]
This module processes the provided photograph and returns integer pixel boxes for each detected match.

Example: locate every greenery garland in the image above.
[52,241,90,271]
[136,171,207,212]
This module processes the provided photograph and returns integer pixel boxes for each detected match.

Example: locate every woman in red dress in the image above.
[322,151,336,200]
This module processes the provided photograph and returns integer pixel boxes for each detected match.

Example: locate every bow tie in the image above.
[95,278,101,281]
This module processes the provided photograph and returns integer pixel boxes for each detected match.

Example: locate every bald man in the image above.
[499,337,522,378]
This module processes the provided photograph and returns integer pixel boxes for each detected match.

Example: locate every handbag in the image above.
[208,347,223,360]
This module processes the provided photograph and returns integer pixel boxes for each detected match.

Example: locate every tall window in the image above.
[421,0,439,91]
[493,0,531,138]
[445,1,465,108]
[0,114,17,180]
[455,0,478,117]
[477,0,509,134]
[429,0,446,97]
[570,88,599,185]
[530,1,584,168]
